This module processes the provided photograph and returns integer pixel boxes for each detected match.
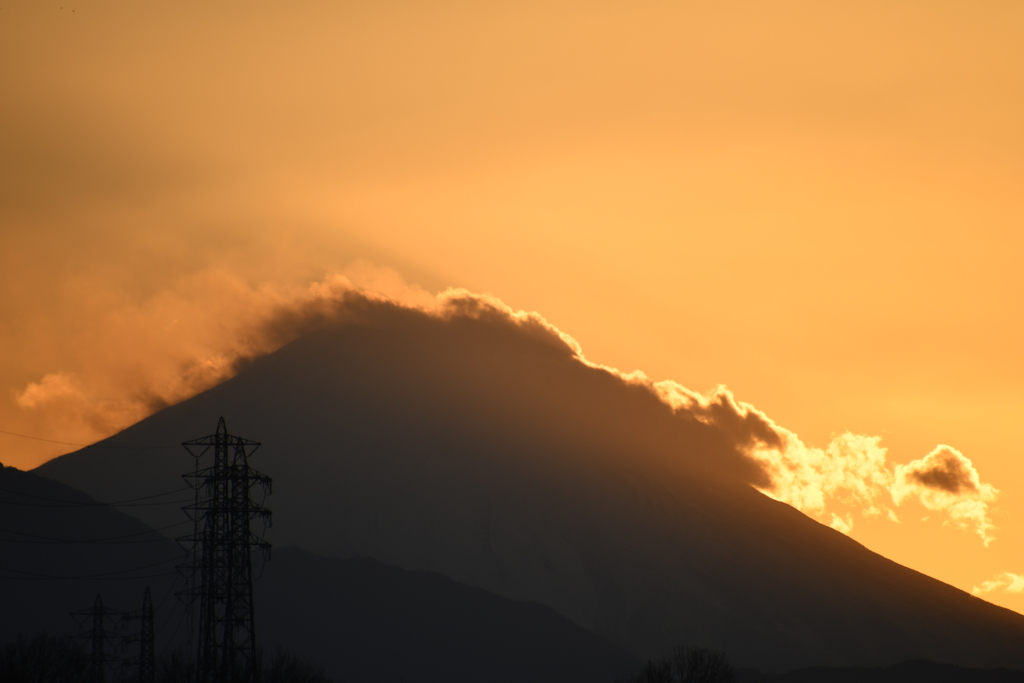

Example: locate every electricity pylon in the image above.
[118,586,156,683]
[135,587,155,683]
[180,417,272,683]
[71,594,129,683]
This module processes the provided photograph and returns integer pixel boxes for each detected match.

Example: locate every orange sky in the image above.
[2,1,1023,612]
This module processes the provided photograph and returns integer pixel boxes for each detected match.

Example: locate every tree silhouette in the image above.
[0,632,89,683]
[621,644,736,683]
[1,633,331,683]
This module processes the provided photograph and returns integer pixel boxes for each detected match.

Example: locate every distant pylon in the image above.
[70,594,128,683]
[91,595,105,683]
[120,587,156,683]
[179,417,272,683]
[138,586,155,683]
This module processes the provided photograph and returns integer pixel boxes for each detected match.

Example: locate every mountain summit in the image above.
[38,292,1024,671]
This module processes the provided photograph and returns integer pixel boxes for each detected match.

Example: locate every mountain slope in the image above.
[0,465,184,647]
[257,548,640,682]
[37,295,1024,671]
[0,467,639,682]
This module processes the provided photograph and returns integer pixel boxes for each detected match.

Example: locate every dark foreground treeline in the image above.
[619,645,736,683]
[736,659,1024,683]
[2,632,735,683]
[10,631,1022,683]
[0,632,331,683]
[618,645,1024,683]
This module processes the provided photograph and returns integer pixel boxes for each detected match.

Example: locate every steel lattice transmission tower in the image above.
[119,587,156,683]
[70,594,129,683]
[137,586,155,683]
[180,417,272,683]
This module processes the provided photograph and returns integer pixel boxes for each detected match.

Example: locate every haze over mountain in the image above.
[37,291,1024,672]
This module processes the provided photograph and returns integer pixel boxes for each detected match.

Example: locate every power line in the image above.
[0,520,190,544]
[0,428,88,447]
[0,571,179,581]
[85,444,181,450]
[0,556,181,580]
[154,577,186,660]
[154,575,182,616]
[0,485,192,507]
[158,608,189,661]
[0,536,178,548]
[0,485,192,506]
[0,427,181,449]
[0,498,193,508]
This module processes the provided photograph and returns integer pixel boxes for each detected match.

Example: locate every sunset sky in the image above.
[2,1,1023,613]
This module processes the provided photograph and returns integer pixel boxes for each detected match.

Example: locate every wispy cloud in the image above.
[972,572,1024,596]
[10,267,433,452]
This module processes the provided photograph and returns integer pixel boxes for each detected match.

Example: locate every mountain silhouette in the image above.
[0,466,639,681]
[36,293,1024,671]
[0,464,183,647]
[257,547,640,682]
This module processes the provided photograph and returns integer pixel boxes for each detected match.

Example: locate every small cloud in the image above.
[829,513,853,535]
[892,446,998,546]
[15,373,83,409]
[899,445,981,495]
[972,572,1024,596]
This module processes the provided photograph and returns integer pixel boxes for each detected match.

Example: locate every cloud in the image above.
[653,383,785,455]
[892,446,998,545]
[299,289,998,545]
[745,434,998,544]
[7,274,785,483]
[972,572,1024,596]
[8,266,434,458]
[8,272,1001,546]
[893,445,990,497]
[830,514,854,534]
[429,289,785,487]
[16,373,84,410]
[749,432,895,520]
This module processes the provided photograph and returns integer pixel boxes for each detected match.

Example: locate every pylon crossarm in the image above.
[251,510,272,527]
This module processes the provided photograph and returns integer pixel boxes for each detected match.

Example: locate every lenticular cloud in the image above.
[974,572,1024,596]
